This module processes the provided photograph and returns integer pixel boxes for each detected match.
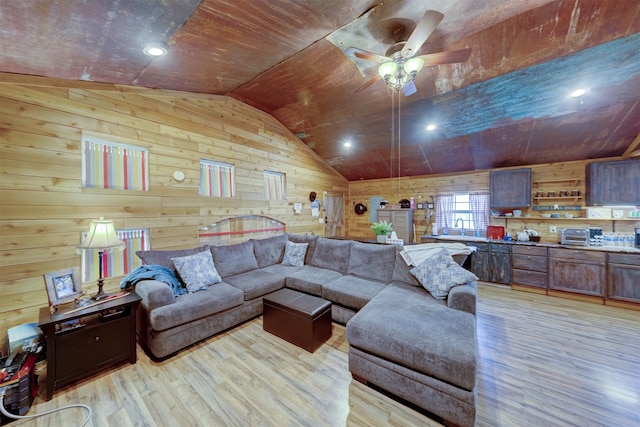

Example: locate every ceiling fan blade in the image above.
[401,10,444,58]
[353,74,382,93]
[345,47,389,63]
[417,48,472,66]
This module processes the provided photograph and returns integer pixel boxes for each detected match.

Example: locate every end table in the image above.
[38,292,141,400]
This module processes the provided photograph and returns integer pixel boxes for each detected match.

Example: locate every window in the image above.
[81,229,149,283]
[200,160,235,198]
[263,171,286,200]
[435,192,489,233]
[82,137,148,191]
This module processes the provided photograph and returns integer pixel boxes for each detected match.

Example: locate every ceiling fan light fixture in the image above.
[404,57,424,74]
[378,61,398,79]
[143,42,168,57]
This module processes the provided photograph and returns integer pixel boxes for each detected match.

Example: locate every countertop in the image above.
[421,235,640,254]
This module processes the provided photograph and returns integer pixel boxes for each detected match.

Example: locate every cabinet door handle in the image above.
[95,336,100,342]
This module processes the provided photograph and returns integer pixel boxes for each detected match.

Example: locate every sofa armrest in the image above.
[447,281,477,316]
[134,279,176,312]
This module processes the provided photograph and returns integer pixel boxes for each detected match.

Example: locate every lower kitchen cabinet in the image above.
[549,248,606,297]
[607,253,640,303]
[511,245,548,289]
[490,243,511,284]
[470,243,490,281]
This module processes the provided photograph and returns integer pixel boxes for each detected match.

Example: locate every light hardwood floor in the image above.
[14,284,640,426]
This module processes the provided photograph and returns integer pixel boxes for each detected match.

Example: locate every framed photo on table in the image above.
[44,268,83,311]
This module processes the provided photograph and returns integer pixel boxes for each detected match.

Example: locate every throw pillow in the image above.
[172,250,222,293]
[410,248,478,300]
[281,241,308,267]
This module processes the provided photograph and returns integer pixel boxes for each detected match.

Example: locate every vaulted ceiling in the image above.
[1,0,639,181]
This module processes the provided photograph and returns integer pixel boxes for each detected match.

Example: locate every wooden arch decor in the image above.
[198,215,286,245]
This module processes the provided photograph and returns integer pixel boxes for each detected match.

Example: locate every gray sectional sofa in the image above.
[127,233,478,427]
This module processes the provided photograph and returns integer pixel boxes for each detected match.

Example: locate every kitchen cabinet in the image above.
[490,243,511,284]
[607,253,640,303]
[470,243,490,281]
[586,158,640,206]
[490,168,531,208]
[376,208,414,243]
[549,248,606,296]
[511,245,548,289]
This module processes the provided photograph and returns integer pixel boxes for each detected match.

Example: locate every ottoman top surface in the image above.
[264,288,331,318]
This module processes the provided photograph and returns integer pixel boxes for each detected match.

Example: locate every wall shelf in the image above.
[533,178,581,186]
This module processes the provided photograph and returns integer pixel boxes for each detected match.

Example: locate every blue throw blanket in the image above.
[120,265,187,296]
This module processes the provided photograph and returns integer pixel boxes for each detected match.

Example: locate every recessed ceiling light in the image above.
[143,42,168,57]
[344,141,352,148]
[426,123,437,131]
[570,88,587,98]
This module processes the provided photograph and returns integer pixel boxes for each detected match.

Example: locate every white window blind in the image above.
[82,137,148,191]
[263,171,286,200]
[200,159,235,198]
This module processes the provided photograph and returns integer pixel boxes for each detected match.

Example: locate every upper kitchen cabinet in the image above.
[490,168,532,208]
[586,159,640,206]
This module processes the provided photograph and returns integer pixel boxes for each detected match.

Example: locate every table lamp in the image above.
[76,217,125,300]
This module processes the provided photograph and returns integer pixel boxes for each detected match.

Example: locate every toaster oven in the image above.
[559,228,589,246]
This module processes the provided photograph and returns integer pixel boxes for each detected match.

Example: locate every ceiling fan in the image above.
[346,10,471,96]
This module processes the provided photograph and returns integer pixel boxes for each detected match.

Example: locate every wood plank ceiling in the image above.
[1,0,639,181]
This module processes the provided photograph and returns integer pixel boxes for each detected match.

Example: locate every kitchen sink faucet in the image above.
[455,218,465,236]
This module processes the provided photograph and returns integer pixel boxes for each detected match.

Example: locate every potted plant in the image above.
[370,220,393,243]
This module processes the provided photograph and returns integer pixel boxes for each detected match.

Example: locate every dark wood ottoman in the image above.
[263,288,332,352]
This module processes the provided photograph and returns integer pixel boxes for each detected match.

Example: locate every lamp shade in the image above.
[76,217,125,251]
[378,61,398,78]
[404,57,424,74]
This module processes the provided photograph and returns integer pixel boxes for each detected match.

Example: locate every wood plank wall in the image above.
[0,73,348,350]
[1,73,638,352]
[348,161,639,241]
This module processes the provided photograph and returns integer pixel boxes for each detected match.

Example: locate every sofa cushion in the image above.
[252,234,288,268]
[223,270,285,300]
[346,282,477,391]
[136,246,209,271]
[210,240,259,278]
[282,241,308,267]
[310,238,352,274]
[288,234,318,264]
[410,249,478,300]
[149,282,244,332]
[285,266,343,296]
[347,241,396,282]
[321,275,387,310]
[392,248,421,287]
[172,250,222,293]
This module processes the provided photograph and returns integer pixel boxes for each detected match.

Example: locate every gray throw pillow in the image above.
[410,248,477,300]
[172,250,222,293]
[281,241,308,267]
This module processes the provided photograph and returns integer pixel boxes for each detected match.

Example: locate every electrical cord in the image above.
[0,387,92,426]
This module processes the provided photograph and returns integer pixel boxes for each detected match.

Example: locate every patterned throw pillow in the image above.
[410,248,478,300]
[172,250,222,293]
[281,241,308,267]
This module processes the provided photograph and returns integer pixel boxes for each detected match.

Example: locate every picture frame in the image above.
[44,268,83,310]
[427,203,435,209]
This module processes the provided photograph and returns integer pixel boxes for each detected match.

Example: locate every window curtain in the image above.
[470,192,490,232]
[264,171,286,200]
[200,160,235,197]
[435,193,455,232]
[82,229,149,283]
[82,138,148,191]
